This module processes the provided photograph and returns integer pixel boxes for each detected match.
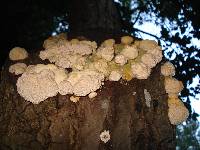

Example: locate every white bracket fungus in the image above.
[39,39,97,69]
[67,70,104,96]
[161,62,175,76]
[108,70,122,81]
[96,45,115,61]
[131,62,151,79]
[120,45,138,60]
[168,97,189,125]
[114,54,128,66]
[9,63,27,75]
[15,36,166,104]
[9,47,28,61]
[88,92,97,99]
[164,77,183,95]
[17,66,59,104]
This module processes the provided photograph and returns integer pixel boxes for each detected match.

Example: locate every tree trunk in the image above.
[0,0,176,150]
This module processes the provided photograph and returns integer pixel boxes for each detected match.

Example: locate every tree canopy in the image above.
[1,0,200,120]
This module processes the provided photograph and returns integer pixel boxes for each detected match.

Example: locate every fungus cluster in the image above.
[38,35,163,82]
[16,64,104,104]
[7,33,188,143]
[161,62,189,125]
[9,35,165,104]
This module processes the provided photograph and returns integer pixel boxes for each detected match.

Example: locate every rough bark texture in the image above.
[0,0,176,149]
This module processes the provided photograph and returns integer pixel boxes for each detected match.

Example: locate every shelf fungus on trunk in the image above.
[9,47,28,61]
[161,61,189,125]
[8,34,188,126]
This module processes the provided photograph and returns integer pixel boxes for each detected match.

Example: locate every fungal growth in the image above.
[70,96,80,103]
[11,35,188,126]
[16,64,62,104]
[100,130,110,143]
[14,36,165,104]
[161,61,189,125]
[88,92,97,99]
[9,63,27,75]
[16,64,104,103]
[9,47,28,61]
[161,62,175,76]
[168,96,189,125]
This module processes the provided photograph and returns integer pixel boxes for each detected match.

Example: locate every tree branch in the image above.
[133,27,161,40]
[132,11,141,26]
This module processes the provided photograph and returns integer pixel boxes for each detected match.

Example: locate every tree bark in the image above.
[0,0,176,149]
[67,0,123,43]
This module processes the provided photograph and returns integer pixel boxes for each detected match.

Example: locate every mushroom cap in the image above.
[102,39,115,47]
[121,36,133,45]
[17,69,58,104]
[131,62,151,79]
[109,70,122,81]
[161,62,175,76]
[165,77,183,94]
[16,64,68,104]
[120,45,138,60]
[88,92,97,99]
[141,53,157,68]
[67,70,104,96]
[9,63,27,75]
[168,97,189,125]
[114,54,128,66]
[9,47,28,61]
[96,46,114,61]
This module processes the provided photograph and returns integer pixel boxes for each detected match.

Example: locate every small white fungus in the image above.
[108,71,122,81]
[88,92,97,99]
[114,54,127,66]
[100,130,110,143]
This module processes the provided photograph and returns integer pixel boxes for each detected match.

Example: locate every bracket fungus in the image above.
[3,32,191,133]
[12,35,189,126]
[109,70,122,81]
[16,64,66,104]
[114,54,128,66]
[164,77,183,95]
[168,97,189,125]
[161,62,189,125]
[161,61,175,76]
[9,63,27,75]
[9,47,28,61]
[67,69,104,96]
[88,92,97,99]
[121,36,133,45]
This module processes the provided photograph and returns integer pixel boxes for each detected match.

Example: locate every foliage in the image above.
[176,120,200,149]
